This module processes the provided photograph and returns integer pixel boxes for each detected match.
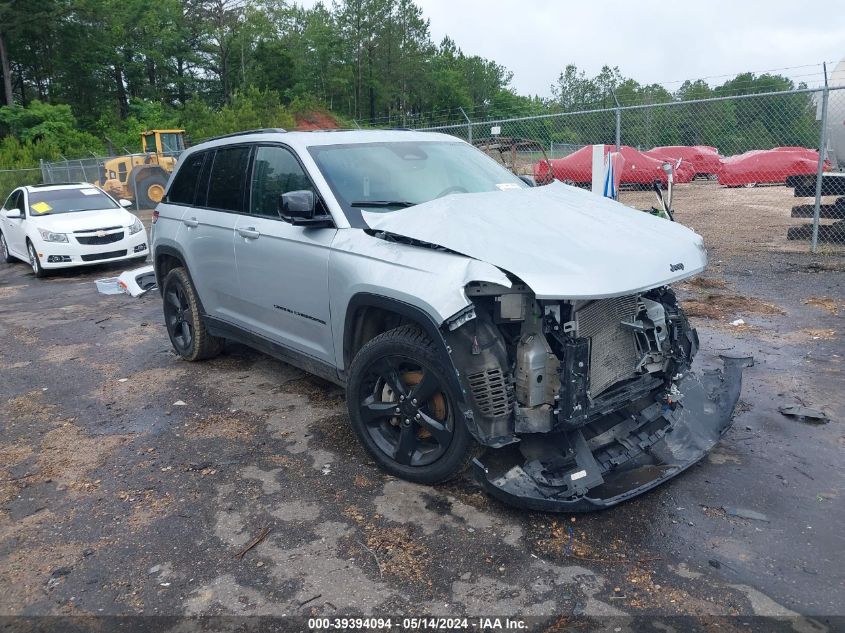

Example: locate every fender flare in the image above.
[153,244,186,291]
[153,245,212,315]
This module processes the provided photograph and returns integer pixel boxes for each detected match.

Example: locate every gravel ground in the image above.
[0,197,843,632]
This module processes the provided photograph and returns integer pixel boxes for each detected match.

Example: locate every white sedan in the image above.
[0,183,149,277]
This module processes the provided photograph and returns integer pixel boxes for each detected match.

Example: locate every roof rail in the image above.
[206,128,287,142]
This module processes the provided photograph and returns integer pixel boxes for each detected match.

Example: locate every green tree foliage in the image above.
[0,101,103,155]
[181,85,295,140]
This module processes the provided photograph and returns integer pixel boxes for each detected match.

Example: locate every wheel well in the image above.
[345,306,409,367]
[155,252,184,291]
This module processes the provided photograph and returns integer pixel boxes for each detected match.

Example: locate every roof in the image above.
[185,128,461,156]
[24,182,100,193]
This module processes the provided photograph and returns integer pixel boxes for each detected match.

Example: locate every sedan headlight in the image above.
[128,217,144,235]
[37,228,68,243]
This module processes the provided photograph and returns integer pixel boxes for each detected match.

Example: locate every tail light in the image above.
[152,210,159,224]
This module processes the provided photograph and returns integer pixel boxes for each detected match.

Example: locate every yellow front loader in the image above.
[99,130,185,209]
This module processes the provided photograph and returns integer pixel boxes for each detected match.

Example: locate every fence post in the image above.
[615,108,621,151]
[811,64,830,253]
[459,107,472,144]
[611,90,621,151]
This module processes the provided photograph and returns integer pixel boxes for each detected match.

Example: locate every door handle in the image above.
[237,226,260,239]
[182,217,199,228]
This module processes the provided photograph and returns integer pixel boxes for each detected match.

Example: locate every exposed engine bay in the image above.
[444,281,750,511]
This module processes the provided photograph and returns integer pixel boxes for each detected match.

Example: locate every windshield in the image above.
[160,133,184,154]
[28,188,119,216]
[308,141,526,225]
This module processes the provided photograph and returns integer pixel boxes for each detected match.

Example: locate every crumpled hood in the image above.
[363,181,706,299]
[31,208,136,233]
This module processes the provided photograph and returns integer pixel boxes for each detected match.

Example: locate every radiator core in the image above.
[574,295,639,396]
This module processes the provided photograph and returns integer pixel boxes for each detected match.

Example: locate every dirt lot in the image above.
[0,195,843,631]
[621,180,845,258]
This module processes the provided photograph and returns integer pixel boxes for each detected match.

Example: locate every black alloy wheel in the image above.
[347,325,476,484]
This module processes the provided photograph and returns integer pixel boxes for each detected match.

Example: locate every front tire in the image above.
[162,267,222,361]
[135,171,168,210]
[0,232,14,264]
[26,240,47,278]
[346,325,475,484]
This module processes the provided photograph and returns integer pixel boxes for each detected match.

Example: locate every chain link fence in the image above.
[1,152,182,210]
[411,85,845,253]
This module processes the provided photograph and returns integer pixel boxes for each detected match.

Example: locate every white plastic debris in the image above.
[95,277,122,295]
[730,318,745,326]
[118,378,128,383]
[173,400,187,406]
[116,264,156,297]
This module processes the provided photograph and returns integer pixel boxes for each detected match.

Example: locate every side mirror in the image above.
[280,190,315,220]
[4,209,22,220]
[279,190,332,227]
[119,199,132,208]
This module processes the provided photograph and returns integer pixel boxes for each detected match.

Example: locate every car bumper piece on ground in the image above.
[473,356,752,512]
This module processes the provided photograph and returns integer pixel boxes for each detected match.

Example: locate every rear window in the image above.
[205,146,251,212]
[167,152,206,205]
[28,188,118,215]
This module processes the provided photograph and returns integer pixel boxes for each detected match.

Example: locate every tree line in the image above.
[0,0,822,170]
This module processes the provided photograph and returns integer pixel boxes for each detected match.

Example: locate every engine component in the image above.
[495,293,527,321]
[514,333,559,407]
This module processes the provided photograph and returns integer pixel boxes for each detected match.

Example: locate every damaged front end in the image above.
[445,282,750,512]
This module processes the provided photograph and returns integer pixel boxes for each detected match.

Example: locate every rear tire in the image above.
[162,267,222,361]
[0,232,14,264]
[346,325,476,484]
[26,240,47,278]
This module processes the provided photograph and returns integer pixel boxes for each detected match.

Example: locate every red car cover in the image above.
[717,148,825,187]
[534,145,694,187]
[644,145,722,177]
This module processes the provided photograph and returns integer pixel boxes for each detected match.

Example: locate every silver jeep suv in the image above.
[152,128,746,511]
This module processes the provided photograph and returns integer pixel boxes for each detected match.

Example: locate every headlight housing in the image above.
[128,217,144,235]
[37,228,68,243]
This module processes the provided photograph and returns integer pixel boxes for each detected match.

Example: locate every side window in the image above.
[15,191,26,214]
[250,146,315,217]
[167,152,206,205]
[206,146,251,212]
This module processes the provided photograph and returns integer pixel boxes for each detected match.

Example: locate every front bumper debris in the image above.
[472,356,752,512]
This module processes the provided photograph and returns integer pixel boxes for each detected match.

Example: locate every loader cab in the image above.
[141,130,186,157]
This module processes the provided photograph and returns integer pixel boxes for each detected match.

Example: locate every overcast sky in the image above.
[299,0,845,97]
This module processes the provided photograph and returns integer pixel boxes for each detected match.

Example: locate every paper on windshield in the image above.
[80,188,100,196]
[31,202,52,214]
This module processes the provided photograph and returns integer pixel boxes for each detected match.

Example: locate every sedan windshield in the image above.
[28,188,119,215]
[308,141,526,224]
